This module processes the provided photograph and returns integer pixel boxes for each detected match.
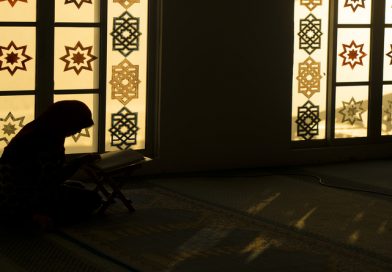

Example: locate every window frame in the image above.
[292,0,392,148]
[0,0,162,157]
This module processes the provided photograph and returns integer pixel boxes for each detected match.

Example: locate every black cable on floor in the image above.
[284,172,392,198]
[227,171,392,198]
[175,171,392,198]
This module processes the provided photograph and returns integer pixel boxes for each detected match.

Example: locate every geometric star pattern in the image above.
[295,100,321,140]
[344,0,366,12]
[0,41,33,76]
[0,112,25,145]
[0,0,27,7]
[296,57,322,99]
[64,0,92,9]
[298,14,323,55]
[71,127,90,142]
[300,0,322,11]
[111,11,141,57]
[109,107,139,150]
[339,97,366,126]
[113,0,139,9]
[59,41,98,75]
[110,59,141,106]
[386,45,392,65]
[338,40,367,70]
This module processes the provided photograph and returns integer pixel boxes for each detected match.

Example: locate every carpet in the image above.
[0,231,114,272]
[61,185,392,272]
[301,160,392,194]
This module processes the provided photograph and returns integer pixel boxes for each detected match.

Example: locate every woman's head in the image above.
[38,100,94,137]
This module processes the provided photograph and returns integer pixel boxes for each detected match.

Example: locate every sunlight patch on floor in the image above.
[241,235,281,263]
[247,193,281,215]
[293,207,318,230]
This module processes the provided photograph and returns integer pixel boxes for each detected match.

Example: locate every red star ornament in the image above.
[60,41,98,75]
[0,41,33,76]
[339,40,367,70]
[0,0,27,7]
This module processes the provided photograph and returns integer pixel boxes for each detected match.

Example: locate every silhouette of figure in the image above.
[0,100,102,229]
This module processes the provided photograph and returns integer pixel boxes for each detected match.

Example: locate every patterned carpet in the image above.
[60,184,392,272]
[0,230,121,272]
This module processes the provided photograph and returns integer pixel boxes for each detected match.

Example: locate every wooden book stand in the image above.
[84,150,151,214]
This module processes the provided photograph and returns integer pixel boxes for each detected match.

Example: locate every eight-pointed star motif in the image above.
[0,41,33,76]
[64,0,92,9]
[0,0,27,7]
[60,41,98,75]
[385,45,392,65]
[344,0,366,12]
[338,40,367,70]
[339,97,366,126]
[0,112,25,144]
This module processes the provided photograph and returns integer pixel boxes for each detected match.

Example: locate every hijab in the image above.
[1,100,94,164]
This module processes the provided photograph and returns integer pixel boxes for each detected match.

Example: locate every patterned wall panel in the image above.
[334,0,371,139]
[0,1,35,155]
[292,0,329,141]
[0,27,36,91]
[0,0,36,22]
[0,95,34,155]
[55,0,99,23]
[382,4,392,136]
[54,27,100,90]
[105,0,148,151]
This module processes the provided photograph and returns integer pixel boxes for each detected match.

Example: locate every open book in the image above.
[92,149,151,173]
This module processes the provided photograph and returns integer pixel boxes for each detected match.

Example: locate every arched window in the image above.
[0,0,160,155]
[292,0,391,144]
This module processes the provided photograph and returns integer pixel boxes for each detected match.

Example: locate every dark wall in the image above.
[143,0,392,174]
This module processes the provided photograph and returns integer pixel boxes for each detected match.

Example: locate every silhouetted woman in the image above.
[0,100,102,229]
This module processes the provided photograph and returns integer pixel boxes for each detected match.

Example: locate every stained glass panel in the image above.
[336,28,370,83]
[292,0,329,141]
[0,95,34,155]
[55,0,99,23]
[335,86,368,138]
[105,0,148,151]
[0,0,36,22]
[383,28,392,81]
[54,27,99,90]
[385,0,392,24]
[0,27,36,91]
[382,85,392,136]
[54,94,99,154]
[338,0,371,24]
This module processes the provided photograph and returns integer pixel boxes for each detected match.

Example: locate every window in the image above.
[292,0,391,144]
[0,0,160,156]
